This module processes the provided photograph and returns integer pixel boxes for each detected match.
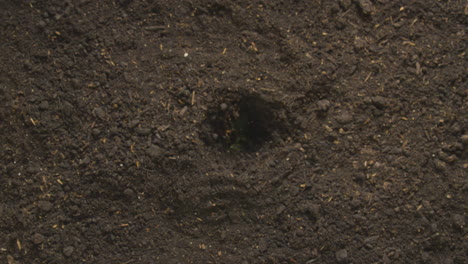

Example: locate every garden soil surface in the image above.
[1,0,467,263]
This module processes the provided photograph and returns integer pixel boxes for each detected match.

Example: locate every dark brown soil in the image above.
[1,0,467,263]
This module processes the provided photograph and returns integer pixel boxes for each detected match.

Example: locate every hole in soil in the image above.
[206,94,278,152]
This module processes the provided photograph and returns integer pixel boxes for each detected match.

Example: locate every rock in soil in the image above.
[356,0,374,15]
[63,246,75,257]
[452,214,465,230]
[37,201,53,212]
[339,0,352,9]
[32,233,45,245]
[136,127,152,136]
[299,200,321,220]
[39,101,49,110]
[317,99,331,111]
[91,128,101,137]
[93,107,106,119]
[123,188,135,199]
[335,111,354,124]
[146,144,163,158]
[336,249,348,263]
[7,255,17,264]
[461,134,468,144]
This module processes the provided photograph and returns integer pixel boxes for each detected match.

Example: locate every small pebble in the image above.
[335,111,353,124]
[421,252,431,262]
[136,127,152,136]
[39,101,49,110]
[220,230,226,240]
[63,246,74,257]
[37,201,53,212]
[128,119,140,129]
[460,134,468,144]
[351,197,362,208]
[103,224,113,233]
[32,233,45,245]
[276,205,286,216]
[373,162,383,168]
[109,126,120,135]
[93,107,106,119]
[364,235,379,246]
[443,154,457,164]
[299,200,321,219]
[123,188,135,199]
[356,0,373,15]
[434,159,447,171]
[317,99,331,111]
[7,255,16,264]
[339,0,351,9]
[91,128,101,137]
[220,103,228,111]
[295,228,305,237]
[37,20,47,28]
[71,78,81,89]
[336,249,348,263]
[443,258,454,264]
[146,144,162,158]
[354,36,367,49]
[24,59,33,70]
[452,214,465,229]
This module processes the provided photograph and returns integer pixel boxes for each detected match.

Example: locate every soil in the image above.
[1,0,467,263]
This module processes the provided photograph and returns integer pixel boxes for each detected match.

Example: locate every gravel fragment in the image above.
[317,99,331,111]
[63,246,74,257]
[276,204,286,216]
[299,200,320,220]
[339,0,352,9]
[356,0,374,15]
[336,249,348,263]
[128,119,140,129]
[39,101,49,110]
[434,159,447,171]
[7,255,17,264]
[354,36,367,49]
[71,78,81,89]
[91,128,101,137]
[123,188,135,199]
[136,127,152,136]
[460,134,468,144]
[24,59,32,70]
[336,111,353,124]
[452,214,465,229]
[93,107,106,119]
[32,233,45,245]
[103,224,113,233]
[38,201,53,212]
[37,20,47,28]
[146,144,163,158]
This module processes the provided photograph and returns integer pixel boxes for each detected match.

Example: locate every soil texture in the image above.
[1,0,467,263]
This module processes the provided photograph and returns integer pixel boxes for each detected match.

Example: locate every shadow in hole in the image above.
[206,94,279,152]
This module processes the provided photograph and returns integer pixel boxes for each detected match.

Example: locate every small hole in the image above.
[205,94,279,152]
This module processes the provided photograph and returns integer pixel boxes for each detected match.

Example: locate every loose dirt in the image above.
[1,0,466,263]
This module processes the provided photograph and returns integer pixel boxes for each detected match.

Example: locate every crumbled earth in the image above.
[1,0,467,263]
